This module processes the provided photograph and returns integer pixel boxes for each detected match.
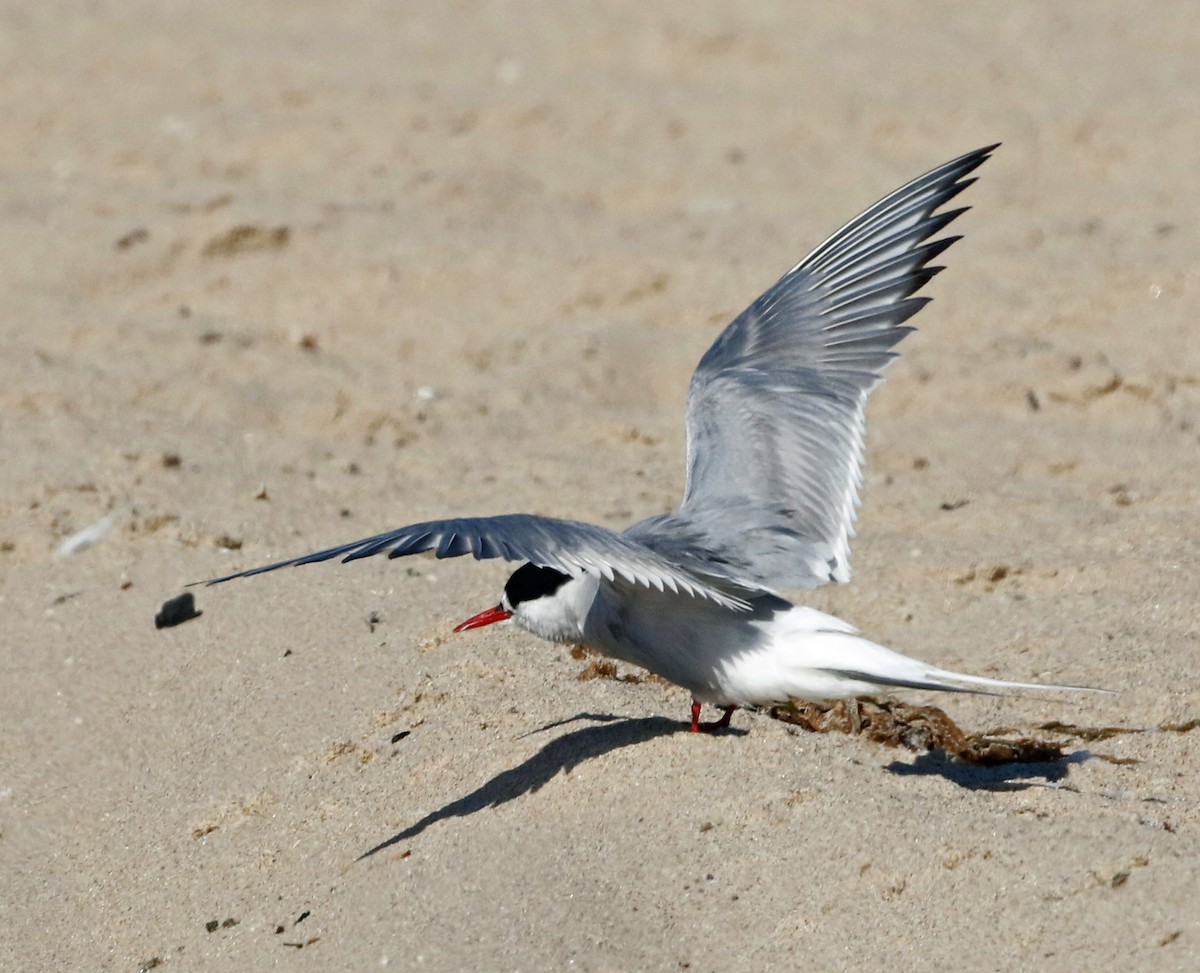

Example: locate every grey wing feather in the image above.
[197,513,751,610]
[629,145,997,591]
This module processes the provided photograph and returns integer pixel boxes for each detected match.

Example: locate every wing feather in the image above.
[197,513,752,610]
[628,145,997,590]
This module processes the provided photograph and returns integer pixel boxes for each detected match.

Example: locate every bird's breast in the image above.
[580,584,786,700]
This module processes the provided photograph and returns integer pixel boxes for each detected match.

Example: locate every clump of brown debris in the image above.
[769,698,1065,766]
[571,645,664,685]
[575,658,645,683]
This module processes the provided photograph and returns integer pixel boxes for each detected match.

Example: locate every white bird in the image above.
[202,144,1097,732]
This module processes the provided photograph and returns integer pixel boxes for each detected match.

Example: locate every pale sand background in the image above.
[3,2,1200,970]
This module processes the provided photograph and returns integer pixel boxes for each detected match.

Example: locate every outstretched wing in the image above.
[197,513,752,610]
[629,145,997,590]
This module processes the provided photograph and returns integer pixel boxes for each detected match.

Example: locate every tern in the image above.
[202,144,1096,732]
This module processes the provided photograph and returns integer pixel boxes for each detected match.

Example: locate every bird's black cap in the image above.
[504,563,571,607]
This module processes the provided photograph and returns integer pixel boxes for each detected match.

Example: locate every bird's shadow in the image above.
[359,713,1087,858]
[885,748,1088,791]
[359,714,746,859]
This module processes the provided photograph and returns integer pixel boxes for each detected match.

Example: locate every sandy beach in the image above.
[3,2,1199,969]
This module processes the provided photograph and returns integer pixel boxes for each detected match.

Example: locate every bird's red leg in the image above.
[690,701,736,733]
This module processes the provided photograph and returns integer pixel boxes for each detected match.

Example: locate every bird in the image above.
[200,143,1098,733]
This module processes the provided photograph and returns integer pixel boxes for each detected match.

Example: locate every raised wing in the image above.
[197,513,752,610]
[630,145,997,591]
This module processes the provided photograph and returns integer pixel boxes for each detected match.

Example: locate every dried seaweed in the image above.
[1038,718,1199,740]
[1036,720,1135,741]
[575,658,648,683]
[769,698,1065,765]
[570,645,662,684]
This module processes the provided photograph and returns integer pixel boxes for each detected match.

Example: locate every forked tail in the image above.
[830,663,1110,699]
[757,615,1111,703]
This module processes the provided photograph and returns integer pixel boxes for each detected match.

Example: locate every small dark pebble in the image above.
[156,592,202,629]
[161,452,182,469]
[294,910,311,925]
[115,227,149,250]
[275,925,285,935]
[205,920,219,933]
[221,918,239,929]
[391,730,411,744]
[939,499,969,512]
[139,959,163,972]
[202,224,290,258]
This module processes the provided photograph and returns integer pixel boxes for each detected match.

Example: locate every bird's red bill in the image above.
[454,604,513,632]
